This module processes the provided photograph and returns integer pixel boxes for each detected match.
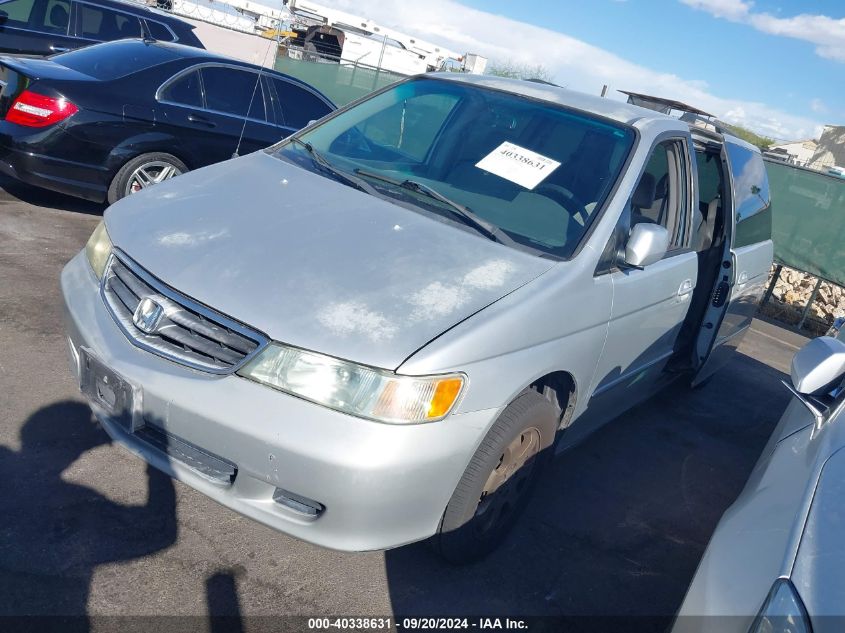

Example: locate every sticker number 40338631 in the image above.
[475,141,561,190]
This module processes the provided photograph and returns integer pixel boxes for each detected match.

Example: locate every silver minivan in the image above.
[61,74,773,562]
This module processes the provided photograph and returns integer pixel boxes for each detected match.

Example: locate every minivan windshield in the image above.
[274,77,635,258]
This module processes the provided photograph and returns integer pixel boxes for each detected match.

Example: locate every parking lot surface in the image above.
[0,173,809,629]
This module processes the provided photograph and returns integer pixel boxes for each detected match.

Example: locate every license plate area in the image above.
[79,348,141,432]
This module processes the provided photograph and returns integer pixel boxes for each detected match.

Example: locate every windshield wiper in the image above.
[288,137,379,196]
[354,169,515,246]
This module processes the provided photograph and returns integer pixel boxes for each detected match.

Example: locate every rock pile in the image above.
[768,265,845,321]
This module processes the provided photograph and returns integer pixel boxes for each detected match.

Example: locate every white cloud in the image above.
[679,0,751,21]
[811,98,828,114]
[328,0,823,139]
[681,0,845,63]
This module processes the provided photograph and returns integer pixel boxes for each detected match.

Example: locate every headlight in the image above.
[238,343,465,424]
[84,221,112,279]
[748,579,811,633]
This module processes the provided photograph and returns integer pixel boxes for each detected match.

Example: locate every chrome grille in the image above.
[102,252,267,374]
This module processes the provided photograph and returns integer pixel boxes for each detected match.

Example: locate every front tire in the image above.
[107,153,188,204]
[432,390,558,564]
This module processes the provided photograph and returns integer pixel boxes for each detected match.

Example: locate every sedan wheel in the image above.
[107,152,189,204]
[126,161,183,196]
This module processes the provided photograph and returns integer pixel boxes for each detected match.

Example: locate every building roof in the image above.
[772,139,818,146]
[810,125,845,168]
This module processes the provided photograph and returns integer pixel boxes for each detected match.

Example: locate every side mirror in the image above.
[784,336,845,425]
[791,336,845,396]
[624,223,669,269]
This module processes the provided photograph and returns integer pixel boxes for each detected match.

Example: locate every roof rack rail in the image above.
[619,90,733,136]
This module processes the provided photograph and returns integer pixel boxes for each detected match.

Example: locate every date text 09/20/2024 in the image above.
[307,618,529,630]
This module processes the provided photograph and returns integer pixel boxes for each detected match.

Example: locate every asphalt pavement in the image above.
[0,173,809,631]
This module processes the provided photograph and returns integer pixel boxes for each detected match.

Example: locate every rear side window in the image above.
[271,77,331,128]
[201,66,265,120]
[43,0,70,33]
[54,40,180,79]
[0,0,69,33]
[78,4,142,40]
[144,19,174,42]
[160,69,202,107]
[726,141,771,248]
[0,0,35,26]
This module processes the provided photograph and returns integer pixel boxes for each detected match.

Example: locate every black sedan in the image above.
[0,38,335,203]
[0,0,203,56]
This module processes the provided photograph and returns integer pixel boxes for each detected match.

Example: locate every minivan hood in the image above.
[105,152,554,370]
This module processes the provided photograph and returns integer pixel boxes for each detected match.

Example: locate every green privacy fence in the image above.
[766,159,845,287]
[274,54,406,107]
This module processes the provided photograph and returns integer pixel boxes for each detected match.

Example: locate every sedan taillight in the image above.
[5,90,78,127]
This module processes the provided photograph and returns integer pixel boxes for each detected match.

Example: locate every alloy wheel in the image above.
[125,161,183,196]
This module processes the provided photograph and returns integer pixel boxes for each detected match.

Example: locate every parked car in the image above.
[0,38,334,203]
[674,332,845,633]
[0,0,203,56]
[826,316,845,337]
[762,148,793,164]
[61,74,773,562]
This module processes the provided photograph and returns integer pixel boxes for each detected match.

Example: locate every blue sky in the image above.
[462,0,842,133]
[332,0,844,140]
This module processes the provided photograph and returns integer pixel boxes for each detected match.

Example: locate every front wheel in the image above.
[432,390,558,564]
[108,153,188,204]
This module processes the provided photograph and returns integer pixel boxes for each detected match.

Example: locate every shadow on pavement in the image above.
[384,351,790,630]
[207,571,245,633]
[0,174,105,216]
[0,401,177,631]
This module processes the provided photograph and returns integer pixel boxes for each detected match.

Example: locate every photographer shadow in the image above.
[0,401,177,631]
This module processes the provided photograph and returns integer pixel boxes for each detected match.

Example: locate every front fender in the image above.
[398,261,611,420]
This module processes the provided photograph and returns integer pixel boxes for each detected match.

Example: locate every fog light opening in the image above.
[272,488,324,517]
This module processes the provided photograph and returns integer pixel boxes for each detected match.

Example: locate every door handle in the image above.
[737,271,748,286]
[188,114,216,128]
[49,45,69,52]
[678,279,694,296]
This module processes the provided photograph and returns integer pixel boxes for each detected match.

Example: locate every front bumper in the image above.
[0,122,110,202]
[61,251,495,551]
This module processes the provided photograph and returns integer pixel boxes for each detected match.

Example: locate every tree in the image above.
[721,123,776,151]
[487,60,556,84]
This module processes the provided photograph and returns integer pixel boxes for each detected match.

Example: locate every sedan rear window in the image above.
[52,40,180,80]
[144,20,175,42]
[0,0,36,26]
[78,4,142,40]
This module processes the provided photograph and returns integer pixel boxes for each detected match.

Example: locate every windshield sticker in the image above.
[475,142,561,190]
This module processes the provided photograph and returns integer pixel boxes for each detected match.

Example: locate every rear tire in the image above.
[107,153,188,204]
[432,390,558,564]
